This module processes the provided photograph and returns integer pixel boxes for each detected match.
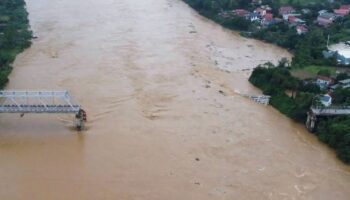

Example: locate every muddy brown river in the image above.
[1,0,350,199]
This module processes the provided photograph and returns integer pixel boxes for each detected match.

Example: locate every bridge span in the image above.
[306,106,350,132]
[0,90,86,130]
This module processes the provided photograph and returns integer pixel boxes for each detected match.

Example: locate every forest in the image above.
[0,0,32,88]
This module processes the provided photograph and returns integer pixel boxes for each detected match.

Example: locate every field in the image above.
[291,65,337,79]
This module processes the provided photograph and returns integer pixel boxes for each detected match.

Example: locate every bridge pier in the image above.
[75,109,87,131]
[306,111,317,132]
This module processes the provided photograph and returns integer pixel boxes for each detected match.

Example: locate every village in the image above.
[220,1,350,34]
[217,1,350,66]
[213,0,350,109]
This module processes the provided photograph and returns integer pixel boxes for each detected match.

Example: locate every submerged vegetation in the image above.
[0,0,32,88]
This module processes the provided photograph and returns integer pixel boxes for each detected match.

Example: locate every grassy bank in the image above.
[0,0,32,88]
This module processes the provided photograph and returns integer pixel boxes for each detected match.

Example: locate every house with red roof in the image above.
[254,7,267,16]
[334,9,349,16]
[316,75,334,88]
[296,25,308,35]
[261,13,275,26]
[334,5,350,16]
[340,5,350,10]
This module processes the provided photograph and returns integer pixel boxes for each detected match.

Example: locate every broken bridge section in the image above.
[0,90,86,130]
[306,106,350,132]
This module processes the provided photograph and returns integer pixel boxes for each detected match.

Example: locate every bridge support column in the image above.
[75,109,87,131]
[306,112,317,132]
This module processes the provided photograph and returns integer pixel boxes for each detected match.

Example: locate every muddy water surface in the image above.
[1,0,350,199]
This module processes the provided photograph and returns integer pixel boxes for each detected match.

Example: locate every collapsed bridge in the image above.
[306,106,350,132]
[0,90,86,130]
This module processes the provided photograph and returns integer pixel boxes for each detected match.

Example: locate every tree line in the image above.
[0,0,32,88]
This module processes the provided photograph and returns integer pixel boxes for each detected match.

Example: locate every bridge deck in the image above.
[0,90,81,114]
[0,105,80,113]
[311,107,350,116]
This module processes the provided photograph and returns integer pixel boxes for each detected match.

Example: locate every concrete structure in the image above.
[0,90,87,130]
[306,106,350,131]
[243,94,271,105]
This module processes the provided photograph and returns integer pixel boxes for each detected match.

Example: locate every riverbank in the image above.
[0,0,32,88]
[249,63,350,163]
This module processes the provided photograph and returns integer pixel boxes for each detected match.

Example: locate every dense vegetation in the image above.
[249,63,316,122]
[183,0,350,67]
[249,63,350,163]
[0,0,32,88]
[317,116,350,163]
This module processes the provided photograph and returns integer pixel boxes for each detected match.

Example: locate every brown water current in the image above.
[1,0,350,199]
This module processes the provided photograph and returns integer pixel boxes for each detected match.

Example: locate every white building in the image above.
[328,43,350,65]
[316,75,333,89]
[336,49,350,65]
[320,94,332,107]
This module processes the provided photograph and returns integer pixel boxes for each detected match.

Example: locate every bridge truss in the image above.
[0,90,86,130]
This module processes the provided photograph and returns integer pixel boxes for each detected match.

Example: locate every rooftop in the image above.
[320,95,331,102]
[339,79,350,84]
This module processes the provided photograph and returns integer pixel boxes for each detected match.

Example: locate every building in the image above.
[339,79,350,88]
[318,10,328,15]
[288,15,305,26]
[254,7,267,16]
[334,8,349,16]
[334,5,350,16]
[336,49,350,65]
[316,75,334,88]
[282,13,301,21]
[249,12,260,22]
[296,25,308,35]
[326,43,350,65]
[340,5,350,11]
[279,6,295,16]
[317,12,336,27]
[261,13,275,26]
[320,94,332,107]
[331,79,350,90]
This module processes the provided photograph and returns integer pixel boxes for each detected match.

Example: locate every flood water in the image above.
[1,0,350,199]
